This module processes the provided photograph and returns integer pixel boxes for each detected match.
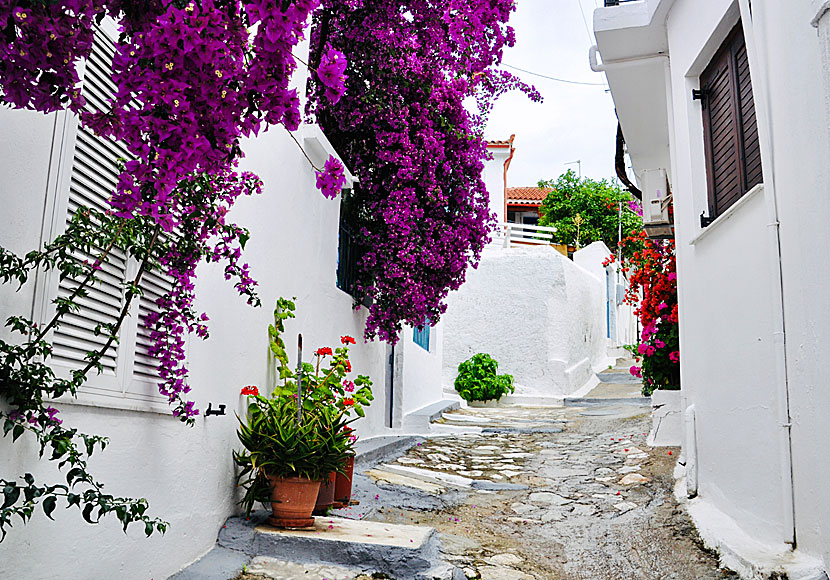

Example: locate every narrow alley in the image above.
[221,361,736,580]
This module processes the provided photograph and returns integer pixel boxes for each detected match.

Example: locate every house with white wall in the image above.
[441,144,637,403]
[594,0,830,576]
[0,29,447,580]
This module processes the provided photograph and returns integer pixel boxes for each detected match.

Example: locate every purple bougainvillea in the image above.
[307,0,541,342]
[316,156,347,199]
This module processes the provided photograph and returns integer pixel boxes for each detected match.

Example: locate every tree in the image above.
[537,170,642,252]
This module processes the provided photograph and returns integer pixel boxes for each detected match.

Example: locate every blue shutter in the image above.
[413,322,430,351]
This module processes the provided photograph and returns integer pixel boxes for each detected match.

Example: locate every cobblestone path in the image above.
[349,401,737,580]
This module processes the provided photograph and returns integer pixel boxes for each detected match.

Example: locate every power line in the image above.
[501,63,607,87]
[575,0,595,45]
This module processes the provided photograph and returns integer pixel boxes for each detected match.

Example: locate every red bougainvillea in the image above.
[612,230,679,395]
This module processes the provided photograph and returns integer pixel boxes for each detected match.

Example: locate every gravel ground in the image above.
[355,403,738,580]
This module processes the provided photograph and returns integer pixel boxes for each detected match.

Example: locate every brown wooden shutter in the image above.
[701,22,762,219]
[735,39,762,192]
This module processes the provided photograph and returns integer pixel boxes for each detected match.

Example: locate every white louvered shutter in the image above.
[51,29,128,386]
[50,26,173,403]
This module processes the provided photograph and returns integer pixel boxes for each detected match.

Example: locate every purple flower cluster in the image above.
[308,0,536,342]
[317,46,348,104]
[628,199,643,217]
[0,0,106,112]
[316,156,347,199]
[145,167,262,419]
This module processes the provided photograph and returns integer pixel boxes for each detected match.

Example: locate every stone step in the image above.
[564,396,651,407]
[218,514,442,579]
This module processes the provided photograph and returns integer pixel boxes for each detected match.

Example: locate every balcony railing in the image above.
[494,222,558,247]
[604,0,638,6]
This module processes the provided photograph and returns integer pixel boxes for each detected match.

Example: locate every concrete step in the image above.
[217,514,441,579]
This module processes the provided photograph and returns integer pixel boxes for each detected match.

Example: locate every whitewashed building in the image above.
[441,143,637,403]
[0,32,447,580]
[594,0,830,576]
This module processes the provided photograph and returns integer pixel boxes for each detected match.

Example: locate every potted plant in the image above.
[234,391,351,528]
[454,353,515,407]
[234,297,373,527]
[299,334,373,513]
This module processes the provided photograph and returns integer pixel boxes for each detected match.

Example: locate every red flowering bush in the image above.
[614,231,680,395]
[267,298,373,418]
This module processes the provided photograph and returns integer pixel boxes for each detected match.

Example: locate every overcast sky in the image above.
[484,0,619,188]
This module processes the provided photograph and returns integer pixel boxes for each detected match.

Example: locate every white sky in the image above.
[484,0,619,188]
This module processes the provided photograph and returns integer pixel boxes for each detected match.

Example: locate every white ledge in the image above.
[298,124,357,188]
[689,183,764,246]
[811,1,830,27]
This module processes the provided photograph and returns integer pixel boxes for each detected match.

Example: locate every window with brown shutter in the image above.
[700,22,762,221]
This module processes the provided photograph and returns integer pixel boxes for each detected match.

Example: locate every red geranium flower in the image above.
[345,360,351,372]
[240,385,259,396]
[316,347,333,357]
[341,335,356,345]
[343,398,355,406]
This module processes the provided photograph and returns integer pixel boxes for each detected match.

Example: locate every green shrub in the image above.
[454,353,515,403]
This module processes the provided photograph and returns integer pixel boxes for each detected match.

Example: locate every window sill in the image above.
[54,388,174,417]
[689,183,764,246]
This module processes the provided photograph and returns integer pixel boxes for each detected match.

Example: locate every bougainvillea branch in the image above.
[307,0,541,342]
[0,0,345,538]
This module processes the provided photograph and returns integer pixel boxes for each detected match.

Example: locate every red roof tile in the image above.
[506,187,552,202]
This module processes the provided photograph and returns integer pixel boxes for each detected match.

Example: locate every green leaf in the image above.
[2,485,20,509]
[12,425,24,442]
[82,503,96,524]
[66,468,85,487]
[42,496,57,520]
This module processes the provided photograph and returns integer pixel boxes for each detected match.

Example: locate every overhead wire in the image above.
[575,0,595,45]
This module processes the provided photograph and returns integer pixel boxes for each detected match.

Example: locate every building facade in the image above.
[595,0,830,575]
[0,34,446,580]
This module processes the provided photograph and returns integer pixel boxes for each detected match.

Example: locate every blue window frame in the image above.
[413,322,430,352]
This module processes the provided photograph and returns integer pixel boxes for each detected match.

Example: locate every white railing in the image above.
[492,222,558,248]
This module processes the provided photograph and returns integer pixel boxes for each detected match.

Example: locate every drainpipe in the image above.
[736,0,797,548]
[503,134,516,223]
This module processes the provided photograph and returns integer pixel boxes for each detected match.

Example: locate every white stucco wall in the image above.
[758,0,830,568]
[484,144,510,223]
[399,321,445,420]
[441,245,614,400]
[662,0,789,547]
[599,0,830,567]
[0,86,444,580]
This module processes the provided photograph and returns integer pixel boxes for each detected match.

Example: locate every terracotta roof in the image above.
[506,187,552,202]
[486,134,515,148]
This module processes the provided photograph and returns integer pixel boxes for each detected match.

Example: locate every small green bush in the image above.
[454,353,515,403]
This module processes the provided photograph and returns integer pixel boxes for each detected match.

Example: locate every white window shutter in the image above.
[49,25,173,405]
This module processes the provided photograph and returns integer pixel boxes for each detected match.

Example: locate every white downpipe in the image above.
[589,44,669,73]
[737,0,797,548]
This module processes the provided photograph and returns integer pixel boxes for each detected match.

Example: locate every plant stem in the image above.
[30,221,126,349]
[282,125,323,172]
[76,225,159,378]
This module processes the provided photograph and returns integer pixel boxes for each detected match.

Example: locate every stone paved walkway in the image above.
[230,363,737,580]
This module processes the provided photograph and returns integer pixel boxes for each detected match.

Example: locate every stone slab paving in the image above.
[345,395,737,580]
[173,363,734,580]
[243,556,361,580]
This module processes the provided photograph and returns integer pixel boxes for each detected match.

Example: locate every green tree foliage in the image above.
[537,170,643,252]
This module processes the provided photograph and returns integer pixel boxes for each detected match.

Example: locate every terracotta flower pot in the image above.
[333,456,355,508]
[266,475,321,528]
[313,471,337,515]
